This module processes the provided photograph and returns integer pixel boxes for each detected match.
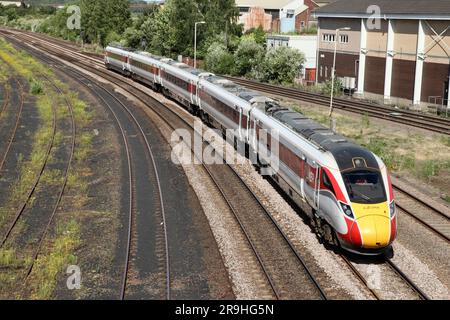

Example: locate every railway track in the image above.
[8,31,450,238]
[0,81,10,117]
[393,185,450,243]
[224,77,450,136]
[24,76,76,280]
[4,30,445,300]
[340,254,430,300]
[9,29,450,135]
[0,79,56,248]
[0,77,24,175]
[5,35,172,300]
[70,72,170,300]
[10,33,329,299]
[178,123,328,299]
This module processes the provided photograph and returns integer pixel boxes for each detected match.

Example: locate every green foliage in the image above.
[244,26,266,46]
[233,36,264,77]
[31,79,44,95]
[122,26,144,49]
[321,77,343,96]
[258,47,305,84]
[137,0,240,57]
[35,6,79,41]
[204,42,234,75]
[80,0,131,46]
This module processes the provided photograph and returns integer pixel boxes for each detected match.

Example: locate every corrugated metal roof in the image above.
[315,0,450,16]
[235,0,294,10]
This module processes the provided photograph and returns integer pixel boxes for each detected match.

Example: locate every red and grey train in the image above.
[105,45,397,256]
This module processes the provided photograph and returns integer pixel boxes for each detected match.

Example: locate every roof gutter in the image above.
[313,12,450,20]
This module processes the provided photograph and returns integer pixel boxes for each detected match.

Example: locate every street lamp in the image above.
[194,21,206,69]
[329,27,351,120]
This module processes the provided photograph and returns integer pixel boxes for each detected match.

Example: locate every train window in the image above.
[342,170,386,204]
[322,171,335,195]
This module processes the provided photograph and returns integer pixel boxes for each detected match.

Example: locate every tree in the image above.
[139,0,241,58]
[204,42,234,75]
[260,47,305,84]
[80,0,131,46]
[233,36,264,77]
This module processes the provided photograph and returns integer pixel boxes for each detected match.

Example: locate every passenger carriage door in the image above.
[238,106,243,140]
[304,160,320,210]
[189,80,194,103]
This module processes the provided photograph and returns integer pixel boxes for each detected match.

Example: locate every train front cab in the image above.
[321,167,397,255]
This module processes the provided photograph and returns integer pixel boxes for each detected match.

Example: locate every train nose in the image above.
[353,215,391,248]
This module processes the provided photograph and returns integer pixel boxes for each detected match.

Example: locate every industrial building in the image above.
[314,0,450,108]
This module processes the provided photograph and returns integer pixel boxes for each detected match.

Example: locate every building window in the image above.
[322,33,336,43]
[340,34,349,44]
[300,21,305,28]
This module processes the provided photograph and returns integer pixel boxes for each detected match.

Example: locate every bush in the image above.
[31,80,44,95]
[258,47,305,84]
[204,42,234,75]
[321,78,343,96]
[233,36,264,77]
[244,26,266,46]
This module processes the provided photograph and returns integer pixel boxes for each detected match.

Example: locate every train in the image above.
[104,44,397,257]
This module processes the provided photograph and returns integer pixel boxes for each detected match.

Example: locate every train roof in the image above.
[269,108,379,171]
[107,43,135,52]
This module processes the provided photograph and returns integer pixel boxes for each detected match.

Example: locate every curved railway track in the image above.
[4,30,445,300]
[7,31,450,240]
[0,81,11,117]
[1,33,172,300]
[11,33,328,299]
[167,114,327,299]
[8,29,450,136]
[224,77,450,136]
[0,78,24,175]
[0,79,56,247]
[70,71,170,300]
[24,76,76,280]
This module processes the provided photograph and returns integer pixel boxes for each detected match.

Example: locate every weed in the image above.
[30,80,44,95]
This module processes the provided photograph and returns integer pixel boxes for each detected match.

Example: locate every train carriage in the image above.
[250,103,396,255]
[197,77,252,142]
[105,46,131,75]
[129,52,162,90]
[159,62,199,110]
[104,45,397,256]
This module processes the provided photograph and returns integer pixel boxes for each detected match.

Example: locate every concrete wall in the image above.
[318,17,361,54]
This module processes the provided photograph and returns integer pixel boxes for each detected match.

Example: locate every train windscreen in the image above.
[342,170,386,204]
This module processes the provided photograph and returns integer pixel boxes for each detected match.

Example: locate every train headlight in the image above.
[389,201,396,218]
[339,202,354,219]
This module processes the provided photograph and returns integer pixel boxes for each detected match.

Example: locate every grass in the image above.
[0,39,94,299]
[30,219,80,300]
[445,195,450,204]
[30,79,44,95]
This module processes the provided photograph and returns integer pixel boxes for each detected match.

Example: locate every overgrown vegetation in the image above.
[0,38,93,299]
